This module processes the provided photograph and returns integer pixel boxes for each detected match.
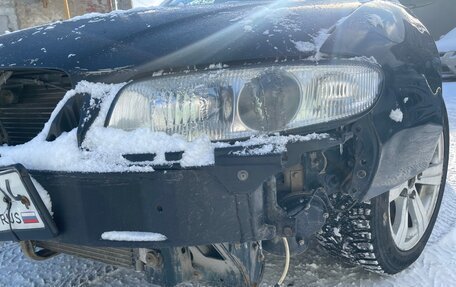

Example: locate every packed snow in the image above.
[389,108,403,122]
[291,40,315,53]
[101,232,167,242]
[30,177,53,216]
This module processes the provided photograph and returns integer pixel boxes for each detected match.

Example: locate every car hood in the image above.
[0,0,401,83]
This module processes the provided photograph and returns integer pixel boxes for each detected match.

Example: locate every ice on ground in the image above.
[101,231,167,242]
[389,108,403,122]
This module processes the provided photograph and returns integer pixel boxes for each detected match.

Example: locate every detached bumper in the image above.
[30,136,342,248]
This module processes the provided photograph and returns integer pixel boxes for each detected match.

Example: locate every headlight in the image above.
[106,63,382,141]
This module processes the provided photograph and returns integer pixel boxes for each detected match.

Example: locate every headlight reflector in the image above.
[106,63,382,141]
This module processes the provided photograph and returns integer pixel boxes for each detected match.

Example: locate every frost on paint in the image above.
[389,108,403,122]
[0,81,327,173]
[101,231,167,242]
[291,40,315,53]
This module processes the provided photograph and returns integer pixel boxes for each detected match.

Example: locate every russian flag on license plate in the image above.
[21,211,39,224]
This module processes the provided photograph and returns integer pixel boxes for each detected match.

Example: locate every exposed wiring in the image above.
[276,237,290,287]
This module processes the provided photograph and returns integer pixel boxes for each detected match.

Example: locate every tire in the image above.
[316,107,449,274]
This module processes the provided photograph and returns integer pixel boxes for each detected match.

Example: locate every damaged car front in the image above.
[0,0,448,286]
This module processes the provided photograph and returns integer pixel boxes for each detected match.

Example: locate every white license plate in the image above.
[0,169,46,232]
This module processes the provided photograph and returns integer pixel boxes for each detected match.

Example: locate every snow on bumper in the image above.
[0,80,328,172]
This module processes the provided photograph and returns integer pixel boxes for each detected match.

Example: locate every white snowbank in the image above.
[101,231,167,242]
[389,108,403,122]
[436,27,456,53]
[0,81,328,172]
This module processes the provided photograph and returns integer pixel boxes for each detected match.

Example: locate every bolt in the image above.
[357,170,367,179]
[283,226,293,237]
[299,198,305,204]
[409,190,417,199]
[297,238,305,246]
[145,251,162,267]
[237,170,249,181]
[323,213,329,219]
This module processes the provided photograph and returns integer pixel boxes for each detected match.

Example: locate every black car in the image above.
[0,0,448,286]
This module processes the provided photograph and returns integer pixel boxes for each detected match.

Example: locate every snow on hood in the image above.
[436,27,456,53]
[0,81,328,173]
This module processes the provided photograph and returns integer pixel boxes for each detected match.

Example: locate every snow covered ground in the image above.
[0,84,454,286]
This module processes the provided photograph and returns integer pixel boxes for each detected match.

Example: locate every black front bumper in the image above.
[30,136,343,248]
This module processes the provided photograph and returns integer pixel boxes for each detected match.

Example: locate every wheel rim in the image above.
[388,133,444,251]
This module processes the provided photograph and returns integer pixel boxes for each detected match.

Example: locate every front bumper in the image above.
[30,136,344,248]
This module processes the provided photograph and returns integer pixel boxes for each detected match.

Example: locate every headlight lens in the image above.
[106,63,382,141]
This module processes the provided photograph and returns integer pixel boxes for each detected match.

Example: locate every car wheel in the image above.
[317,115,448,274]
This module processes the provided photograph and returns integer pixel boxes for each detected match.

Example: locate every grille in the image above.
[36,241,136,269]
[0,69,72,145]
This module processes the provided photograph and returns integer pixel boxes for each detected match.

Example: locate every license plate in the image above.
[0,165,57,241]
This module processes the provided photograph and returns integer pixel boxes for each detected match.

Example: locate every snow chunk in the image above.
[367,14,384,29]
[306,29,331,61]
[291,40,315,53]
[347,56,378,65]
[68,54,76,58]
[101,231,167,242]
[389,108,403,122]
[30,177,53,216]
[207,63,224,69]
[243,25,253,32]
[152,70,164,77]
[404,97,409,104]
